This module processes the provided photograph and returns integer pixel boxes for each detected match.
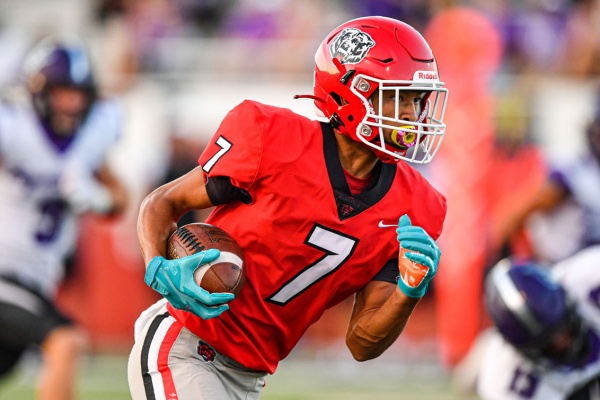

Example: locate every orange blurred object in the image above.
[399,247,429,288]
[56,215,158,352]
[425,7,503,367]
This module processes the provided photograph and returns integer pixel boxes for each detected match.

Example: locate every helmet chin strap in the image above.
[371,146,403,164]
[293,94,325,103]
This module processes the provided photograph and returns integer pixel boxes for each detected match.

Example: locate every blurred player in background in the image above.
[129,16,448,399]
[0,36,128,400]
[478,250,600,400]
[496,100,600,264]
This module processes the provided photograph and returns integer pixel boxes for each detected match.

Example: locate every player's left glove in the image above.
[144,249,235,319]
[396,214,441,298]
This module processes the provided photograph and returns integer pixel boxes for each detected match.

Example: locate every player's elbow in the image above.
[349,348,384,362]
[140,185,173,214]
[139,189,160,217]
[346,338,385,362]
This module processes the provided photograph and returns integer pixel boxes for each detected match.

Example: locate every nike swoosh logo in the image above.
[378,220,397,228]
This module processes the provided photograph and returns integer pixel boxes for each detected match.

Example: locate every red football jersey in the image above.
[167,100,446,373]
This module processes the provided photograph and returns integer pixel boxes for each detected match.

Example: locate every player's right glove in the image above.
[396,214,441,298]
[59,167,113,214]
[144,249,235,319]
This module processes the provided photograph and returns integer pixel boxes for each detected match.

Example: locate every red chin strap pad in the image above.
[372,145,404,164]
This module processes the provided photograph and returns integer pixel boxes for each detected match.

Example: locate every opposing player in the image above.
[129,16,448,399]
[478,250,600,400]
[496,103,600,263]
[0,36,128,399]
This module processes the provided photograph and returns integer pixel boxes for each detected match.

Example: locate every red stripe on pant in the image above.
[157,320,183,399]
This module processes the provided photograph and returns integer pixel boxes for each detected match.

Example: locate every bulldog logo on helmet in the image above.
[329,28,375,65]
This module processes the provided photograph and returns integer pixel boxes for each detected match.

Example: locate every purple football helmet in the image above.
[23,36,97,133]
[485,259,590,367]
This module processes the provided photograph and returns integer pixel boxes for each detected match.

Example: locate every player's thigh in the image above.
[168,329,268,400]
[169,330,266,400]
[0,277,72,377]
[129,300,265,400]
[0,277,72,347]
[216,353,266,400]
[128,301,229,400]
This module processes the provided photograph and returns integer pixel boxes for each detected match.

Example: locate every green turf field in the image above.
[0,351,479,400]
[0,353,130,400]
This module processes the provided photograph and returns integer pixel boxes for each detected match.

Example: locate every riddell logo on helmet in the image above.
[414,71,438,81]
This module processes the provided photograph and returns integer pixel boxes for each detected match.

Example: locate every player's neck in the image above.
[334,133,378,178]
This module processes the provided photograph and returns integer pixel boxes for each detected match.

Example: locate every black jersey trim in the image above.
[205,176,252,205]
[371,258,400,284]
[320,122,397,220]
[321,122,351,195]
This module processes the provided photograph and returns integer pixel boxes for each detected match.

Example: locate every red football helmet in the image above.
[312,16,448,164]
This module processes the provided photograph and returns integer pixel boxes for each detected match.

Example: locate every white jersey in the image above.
[555,156,600,247]
[0,96,122,297]
[478,246,600,400]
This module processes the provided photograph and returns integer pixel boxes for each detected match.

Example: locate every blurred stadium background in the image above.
[1,0,599,398]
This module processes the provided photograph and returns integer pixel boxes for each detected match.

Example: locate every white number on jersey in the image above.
[267,224,358,305]
[202,136,232,173]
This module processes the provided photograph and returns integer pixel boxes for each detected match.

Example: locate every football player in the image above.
[129,16,448,399]
[0,36,127,399]
[478,250,600,400]
[496,101,600,263]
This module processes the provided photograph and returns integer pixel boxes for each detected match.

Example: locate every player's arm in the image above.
[502,178,567,235]
[138,165,236,319]
[496,178,568,256]
[58,160,128,216]
[95,162,128,216]
[138,166,213,265]
[346,215,440,361]
[346,280,420,361]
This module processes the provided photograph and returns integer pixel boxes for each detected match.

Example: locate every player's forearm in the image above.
[137,189,180,266]
[138,168,215,266]
[346,288,420,361]
[498,181,566,246]
[98,170,128,216]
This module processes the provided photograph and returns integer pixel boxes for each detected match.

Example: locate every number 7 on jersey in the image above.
[202,136,232,173]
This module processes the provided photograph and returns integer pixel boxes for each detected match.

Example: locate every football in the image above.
[167,223,246,296]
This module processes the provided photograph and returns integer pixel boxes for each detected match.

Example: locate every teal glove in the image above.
[396,214,441,298]
[144,249,235,319]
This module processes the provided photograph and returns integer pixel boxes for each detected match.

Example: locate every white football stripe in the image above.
[194,251,243,283]
[212,251,243,267]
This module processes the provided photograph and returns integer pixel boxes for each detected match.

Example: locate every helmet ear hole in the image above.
[330,92,344,106]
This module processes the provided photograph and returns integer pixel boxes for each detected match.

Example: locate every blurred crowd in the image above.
[0,0,598,82]
[2,0,600,389]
